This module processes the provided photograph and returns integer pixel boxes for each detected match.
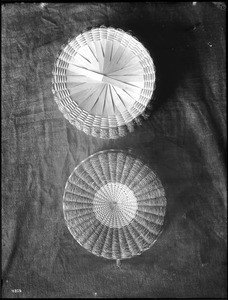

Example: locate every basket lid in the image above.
[63,150,166,260]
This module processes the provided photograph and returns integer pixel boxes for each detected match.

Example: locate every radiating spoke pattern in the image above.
[63,150,167,260]
[93,183,138,228]
[52,27,156,139]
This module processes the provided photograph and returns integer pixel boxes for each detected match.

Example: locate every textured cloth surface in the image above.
[2,2,227,298]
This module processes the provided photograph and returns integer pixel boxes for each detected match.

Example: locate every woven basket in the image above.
[52,27,156,139]
[63,150,166,261]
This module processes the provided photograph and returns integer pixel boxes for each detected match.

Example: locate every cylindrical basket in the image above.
[52,27,156,139]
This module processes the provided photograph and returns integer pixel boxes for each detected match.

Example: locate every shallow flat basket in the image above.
[52,27,156,139]
[63,149,166,261]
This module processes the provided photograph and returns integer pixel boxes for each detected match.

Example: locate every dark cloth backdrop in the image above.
[2,2,227,298]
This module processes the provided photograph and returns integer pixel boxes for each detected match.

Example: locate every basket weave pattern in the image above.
[63,150,166,260]
[52,27,156,139]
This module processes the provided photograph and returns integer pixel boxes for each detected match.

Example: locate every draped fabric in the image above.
[2,2,226,298]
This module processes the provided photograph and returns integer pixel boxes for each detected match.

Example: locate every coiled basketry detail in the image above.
[52,27,156,139]
[63,150,166,260]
